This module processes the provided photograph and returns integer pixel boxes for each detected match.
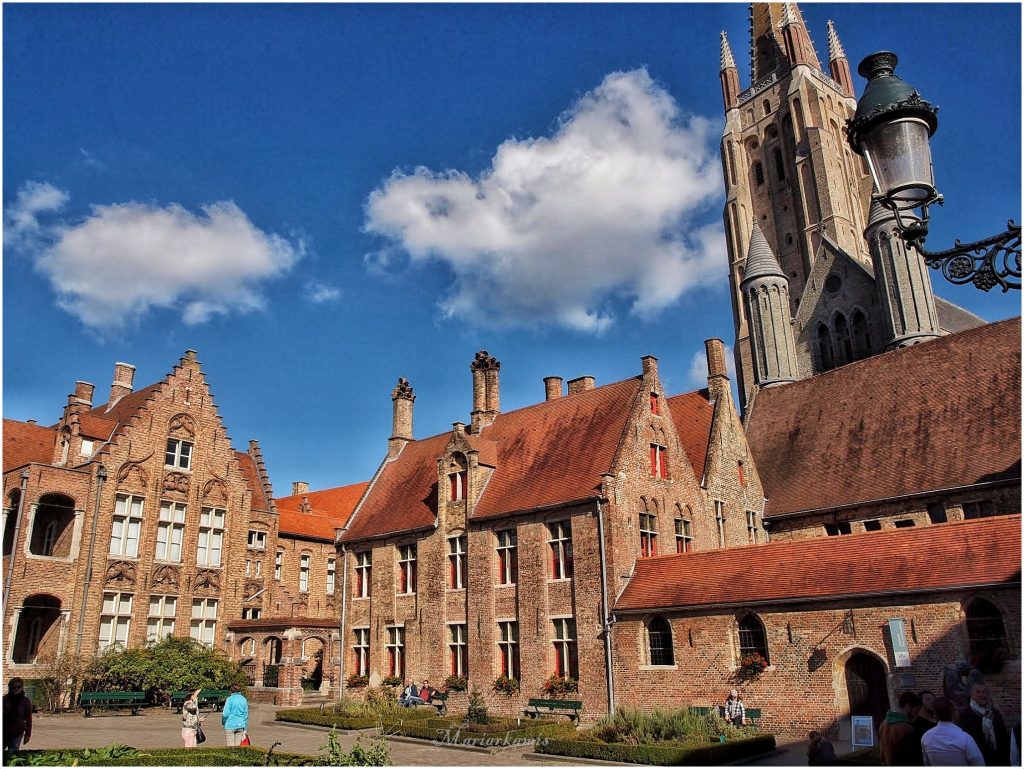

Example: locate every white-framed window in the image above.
[449,470,467,501]
[274,549,283,581]
[299,553,310,593]
[496,529,517,585]
[355,551,372,598]
[448,535,467,590]
[254,560,262,577]
[247,529,267,550]
[552,617,578,678]
[197,507,225,566]
[746,510,759,543]
[165,438,193,470]
[245,558,253,577]
[240,637,256,657]
[449,623,467,676]
[80,438,95,457]
[242,607,261,620]
[498,620,519,679]
[99,592,133,649]
[715,500,726,548]
[353,627,370,676]
[110,494,144,557]
[147,595,177,641]
[386,625,405,678]
[397,544,416,594]
[675,516,693,553]
[548,521,573,579]
[326,557,336,595]
[639,512,658,557]
[190,598,218,646]
[156,501,186,562]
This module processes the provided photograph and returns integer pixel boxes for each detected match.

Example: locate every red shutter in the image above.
[650,445,657,475]
[650,393,659,414]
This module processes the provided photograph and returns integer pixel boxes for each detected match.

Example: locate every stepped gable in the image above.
[617,515,1021,612]
[276,481,369,540]
[235,451,273,513]
[666,390,715,480]
[3,419,56,472]
[746,318,1021,517]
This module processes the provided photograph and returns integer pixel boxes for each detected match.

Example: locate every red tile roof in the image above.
[276,482,369,540]
[78,413,119,440]
[3,419,56,472]
[745,319,1021,517]
[616,515,1021,612]
[235,451,273,513]
[667,390,714,480]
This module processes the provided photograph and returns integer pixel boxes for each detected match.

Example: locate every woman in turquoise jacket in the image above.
[220,683,249,746]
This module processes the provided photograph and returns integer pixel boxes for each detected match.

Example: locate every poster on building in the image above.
[852,716,875,748]
[889,618,911,667]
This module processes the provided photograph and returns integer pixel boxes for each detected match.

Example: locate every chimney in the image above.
[109,362,136,405]
[74,381,95,407]
[567,376,596,395]
[544,376,563,401]
[705,338,730,400]
[292,481,310,496]
[388,378,416,459]
[470,351,500,433]
[641,356,658,377]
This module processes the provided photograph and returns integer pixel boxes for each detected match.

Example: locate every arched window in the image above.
[762,99,771,117]
[773,147,786,182]
[965,598,1009,673]
[738,614,770,664]
[833,313,853,365]
[265,636,283,664]
[29,493,76,557]
[852,310,871,358]
[448,453,468,502]
[754,161,765,186]
[647,616,674,666]
[817,323,835,372]
[3,490,20,556]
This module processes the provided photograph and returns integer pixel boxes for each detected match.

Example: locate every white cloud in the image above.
[306,280,341,304]
[4,181,69,250]
[363,68,724,332]
[6,183,303,332]
[688,343,736,388]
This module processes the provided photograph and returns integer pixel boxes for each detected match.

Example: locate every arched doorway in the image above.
[13,594,63,663]
[845,652,889,730]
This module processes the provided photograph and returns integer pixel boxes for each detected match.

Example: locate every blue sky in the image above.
[4,3,1020,493]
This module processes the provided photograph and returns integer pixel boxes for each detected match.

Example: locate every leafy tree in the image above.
[467,689,489,725]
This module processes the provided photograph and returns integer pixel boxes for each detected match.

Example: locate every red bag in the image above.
[240,733,251,747]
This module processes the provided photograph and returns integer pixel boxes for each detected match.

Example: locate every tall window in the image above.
[639,512,658,557]
[190,598,218,646]
[274,549,283,581]
[197,508,225,566]
[165,438,193,470]
[386,626,405,677]
[548,521,573,580]
[26,618,43,661]
[397,544,417,594]
[110,494,144,557]
[326,557,336,595]
[449,623,468,676]
[147,596,176,641]
[247,529,267,550]
[715,500,726,548]
[965,598,1008,671]
[449,455,468,502]
[746,510,759,543]
[817,322,835,372]
[498,621,520,680]
[647,615,674,666]
[754,161,765,186]
[448,536,467,589]
[738,614,770,664]
[355,551,372,598]
[42,521,58,555]
[98,592,133,649]
[156,501,186,562]
[834,313,853,365]
[299,554,310,593]
[773,146,785,181]
[852,310,871,358]
[650,392,660,415]
[353,628,370,676]
[675,516,693,553]
[496,530,517,585]
[650,445,669,479]
[552,618,578,678]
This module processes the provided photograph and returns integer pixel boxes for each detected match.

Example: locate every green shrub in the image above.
[590,706,755,745]
[492,675,519,694]
[345,674,369,689]
[275,704,435,731]
[5,746,316,767]
[467,689,489,724]
[537,734,776,765]
[381,675,402,687]
[542,675,578,696]
[317,728,391,766]
[443,674,467,692]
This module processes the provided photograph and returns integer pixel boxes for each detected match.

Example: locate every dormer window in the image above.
[448,453,468,502]
[165,438,193,470]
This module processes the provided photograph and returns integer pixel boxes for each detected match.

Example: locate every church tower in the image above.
[720,3,875,411]
[741,224,800,387]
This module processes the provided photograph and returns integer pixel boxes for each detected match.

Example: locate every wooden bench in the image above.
[525,698,583,721]
[79,691,146,717]
[428,692,448,715]
[169,689,230,712]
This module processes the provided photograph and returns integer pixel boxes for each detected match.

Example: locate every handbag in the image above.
[195,726,207,745]
[239,732,251,747]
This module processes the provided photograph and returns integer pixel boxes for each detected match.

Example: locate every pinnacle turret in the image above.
[826,20,846,61]
[720,31,737,71]
[743,224,786,281]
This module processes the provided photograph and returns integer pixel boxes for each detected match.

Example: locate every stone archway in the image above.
[302,637,326,691]
[12,594,63,663]
[834,647,890,740]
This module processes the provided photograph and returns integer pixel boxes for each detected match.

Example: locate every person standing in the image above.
[913,690,939,737]
[181,688,205,748]
[879,691,923,766]
[807,730,838,765]
[724,689,745,727]
[959,682,1010,766]
[221,683,249,746]
[2,678,33,753]
[921,696,984,766]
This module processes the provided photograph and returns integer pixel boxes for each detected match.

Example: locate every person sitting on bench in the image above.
[399,680,425,708]
[419,680,436,704]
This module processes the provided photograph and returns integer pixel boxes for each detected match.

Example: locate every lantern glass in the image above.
[861,117,936,210]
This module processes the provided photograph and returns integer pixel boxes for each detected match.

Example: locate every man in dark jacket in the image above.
[879,691,922,766]
[959,683,1010,766]
[2,678,33,753]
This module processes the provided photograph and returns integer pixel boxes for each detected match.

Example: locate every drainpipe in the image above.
[338,541,349,701]
[75,465,106,654]
[2,468,31,612]
[596,499,615,715]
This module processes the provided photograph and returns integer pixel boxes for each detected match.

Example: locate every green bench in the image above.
[525,698,583,721]
[428,691,448,715]
[79,691,145,717]
[169,689,230,712]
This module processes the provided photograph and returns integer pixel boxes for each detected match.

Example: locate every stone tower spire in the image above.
[864,202,941,349]
[780,2,822,71]
[826,20,854,97]
[740,224,800,387]
[720,31,741,110]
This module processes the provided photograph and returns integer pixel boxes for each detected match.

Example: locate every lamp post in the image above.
[846,51,1021,292]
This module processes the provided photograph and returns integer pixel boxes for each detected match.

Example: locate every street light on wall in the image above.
[846,51,1021,292]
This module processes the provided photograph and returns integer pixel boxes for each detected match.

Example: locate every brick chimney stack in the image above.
[705,338,730,401]
[388,378,415,459]
[544,376,563,401]
[470,351,500,433]
[74,381,95,407]
[109,362,136,405]
[567,376,596,395]
[292,481,310,496]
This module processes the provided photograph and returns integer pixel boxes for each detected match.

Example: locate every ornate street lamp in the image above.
[847,51,1020,292]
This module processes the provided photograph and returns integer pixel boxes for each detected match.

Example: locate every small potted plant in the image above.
[493,675,520,695]
[443,674,468,692]
[542,675,578,696]
[345,673,369,689]
[381,674,403,688]
[737,652,768,680]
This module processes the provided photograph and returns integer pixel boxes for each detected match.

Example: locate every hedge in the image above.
[536,734,777,765]
[6,747,315,766]
[837,745,883,765]
[275,705,435,730]
[389,718,576,746]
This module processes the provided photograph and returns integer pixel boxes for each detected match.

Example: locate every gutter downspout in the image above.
[338,539,349,701]
[75,465,106,654]
[2,468,31,612]
[596,499,615,715]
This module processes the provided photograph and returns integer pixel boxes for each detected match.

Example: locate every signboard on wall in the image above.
[889,618,911,667]
[851,715,875,748]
